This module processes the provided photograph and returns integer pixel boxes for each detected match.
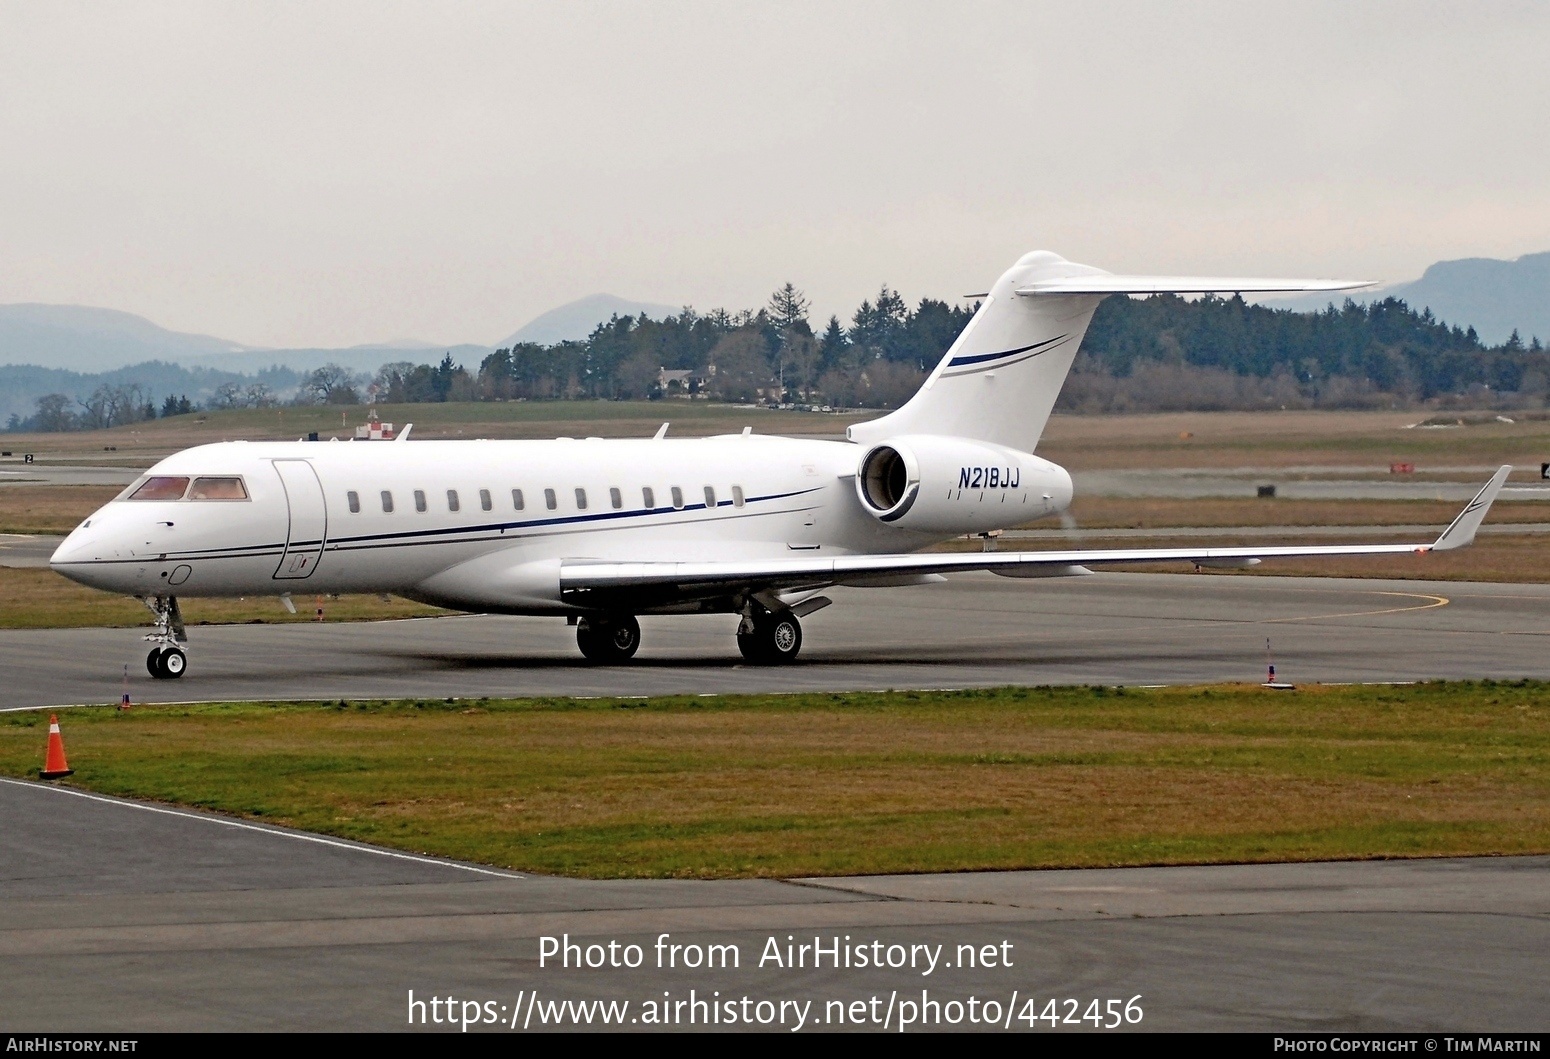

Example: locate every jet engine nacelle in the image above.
[854,435,1073,534]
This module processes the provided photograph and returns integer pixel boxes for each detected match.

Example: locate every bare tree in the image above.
[75,383,152,429]
[209,382,245,410]
[705,332,773,403]
[300,363,363,405]
[244,382,276,408]
[33,393,74,432]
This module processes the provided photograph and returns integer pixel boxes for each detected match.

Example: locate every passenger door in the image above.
[272,460,328,580]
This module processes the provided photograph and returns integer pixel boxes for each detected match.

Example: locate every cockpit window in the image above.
[188,477,249,500]
[127,476,191,501]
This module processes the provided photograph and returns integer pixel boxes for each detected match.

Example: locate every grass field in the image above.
[0,567,444,629]
[0,400,862,464]
[1063,495,1547,529]
[0,485,122,534]
[3,683,1545,878]
[6,403,1550,471]
[1039,409,1550,470]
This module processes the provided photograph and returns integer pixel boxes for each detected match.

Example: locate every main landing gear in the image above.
[737,606,802,665]
[571,607,804,666]
[139,595,189,680]
[576,613,642,664]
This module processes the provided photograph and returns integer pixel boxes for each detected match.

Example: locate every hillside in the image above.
[0,304,250,373]
[1271,251,1550,345]
[500,294,680,347]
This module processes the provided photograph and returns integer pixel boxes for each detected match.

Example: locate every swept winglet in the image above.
[1431,465,1512,551]
[395,424,413,442]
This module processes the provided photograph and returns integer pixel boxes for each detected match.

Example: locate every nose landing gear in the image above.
[138,595,189,679]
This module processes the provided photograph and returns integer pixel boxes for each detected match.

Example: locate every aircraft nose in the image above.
[51,526,103,566]
[49,519,126,585]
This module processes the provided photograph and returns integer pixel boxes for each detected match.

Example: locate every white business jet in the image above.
[50,251,1510,679]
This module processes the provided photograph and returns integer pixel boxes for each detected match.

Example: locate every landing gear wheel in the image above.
[148,646,187,679]
[140,596,189,679]
[737,610,802,665]
[160,646,187,678]
[576,614,641,664]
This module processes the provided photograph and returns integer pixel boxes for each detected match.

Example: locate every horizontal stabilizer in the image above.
[1016,276,1373,296]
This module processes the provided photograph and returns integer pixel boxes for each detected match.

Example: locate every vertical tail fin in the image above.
[846,251,1372,453]
[847,252,1105,453]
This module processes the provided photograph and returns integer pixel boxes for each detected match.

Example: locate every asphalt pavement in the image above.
[4,572,1550,709]
[1,776,1543,1032]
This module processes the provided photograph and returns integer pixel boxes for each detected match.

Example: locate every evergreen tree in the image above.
[818,315,849,372]
[767,283,811,332]
[160,394,194,417]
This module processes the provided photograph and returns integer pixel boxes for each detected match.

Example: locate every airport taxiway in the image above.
[0,776,1543,1031]
[4,572,1550,709]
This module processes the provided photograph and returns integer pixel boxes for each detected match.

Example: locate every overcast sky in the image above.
[2,1,1548,348]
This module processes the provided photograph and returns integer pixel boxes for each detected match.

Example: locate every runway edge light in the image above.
[40,714,74,779]
[1263,638,1295,691]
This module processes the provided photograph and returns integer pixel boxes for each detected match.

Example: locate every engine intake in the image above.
[853,435,1072,534]
[858,444,918,521]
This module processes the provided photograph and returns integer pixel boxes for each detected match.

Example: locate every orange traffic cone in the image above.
[40,714,73,779]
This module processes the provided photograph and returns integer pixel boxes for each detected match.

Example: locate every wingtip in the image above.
[1431,464,1511,551]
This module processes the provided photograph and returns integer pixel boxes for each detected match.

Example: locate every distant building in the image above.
[658,367,711,396]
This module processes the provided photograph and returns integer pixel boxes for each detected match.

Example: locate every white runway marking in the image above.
[0,776,525,880]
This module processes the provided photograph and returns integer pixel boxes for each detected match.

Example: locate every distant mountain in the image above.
[501,294,680,347]
[346,338,445,351]
[0,303,492,379]
[179,345,492,378]
[1266,251,1550,345]
[0,304,252,373]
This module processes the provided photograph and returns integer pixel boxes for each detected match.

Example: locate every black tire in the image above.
[160,646,187,678]
[147,648,165,678]
[738,611,802,665]
[576,615,641,664]
[736,627,764,663]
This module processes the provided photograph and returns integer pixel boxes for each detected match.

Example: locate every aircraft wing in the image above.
[558,467,1510,606]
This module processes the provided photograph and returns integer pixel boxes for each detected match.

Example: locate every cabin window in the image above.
[732,485,745,508]
[512,488,525,511]
[414,490,427,513]
[575,488,587,510]
[479,489,492,511]
[643,487,655,509]
[670,486,684,510]
[544,488,557,510]
[127,476,190,501]
[609,487,622,509]
[188,477,248,500]
[381,490,394,513]
[347,491,361,513]
[704,486,716,508]
[447,489,460,512]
